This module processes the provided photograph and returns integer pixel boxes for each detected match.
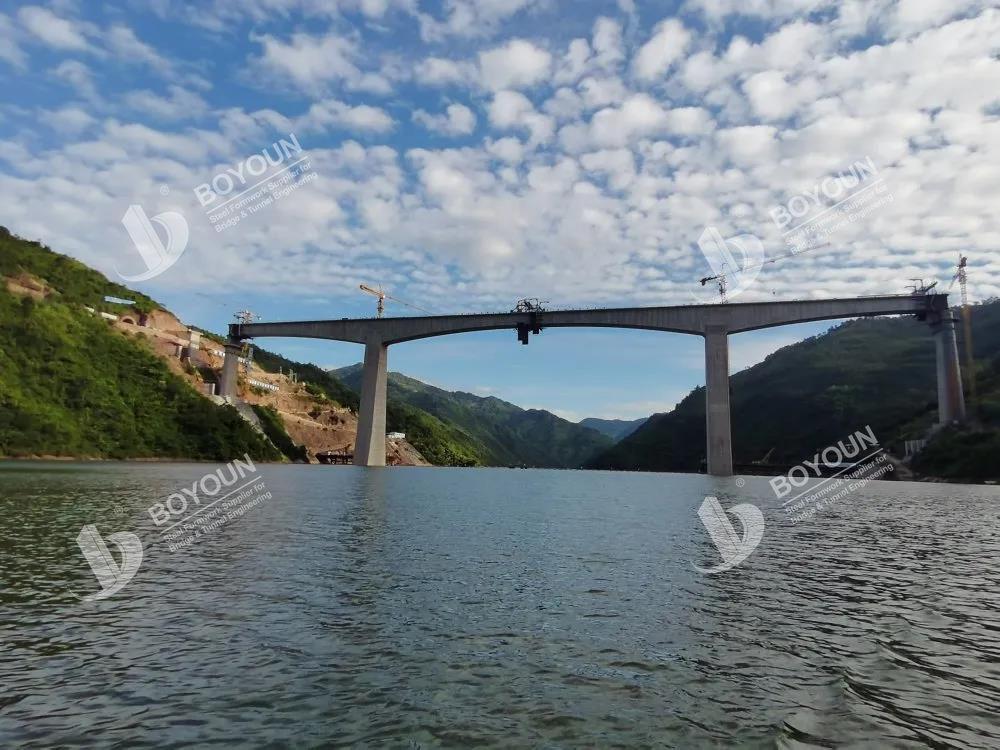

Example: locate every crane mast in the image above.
[950,255,976,415]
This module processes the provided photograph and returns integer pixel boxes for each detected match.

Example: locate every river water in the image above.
[1,462,998,747]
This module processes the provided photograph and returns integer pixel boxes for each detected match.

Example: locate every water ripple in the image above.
[1,463,998,747]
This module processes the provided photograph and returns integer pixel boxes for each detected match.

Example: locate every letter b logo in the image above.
[694,496,764,573]
[118,205,189,282]
[75,525,143,601]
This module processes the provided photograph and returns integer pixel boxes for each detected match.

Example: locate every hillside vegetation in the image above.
[336,366,613,468]
[588,301,1000,480]
[0,231,280,460]
[0,228,495,466]
[250,348,481,466]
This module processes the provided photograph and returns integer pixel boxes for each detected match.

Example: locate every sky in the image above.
[1,0,998,420]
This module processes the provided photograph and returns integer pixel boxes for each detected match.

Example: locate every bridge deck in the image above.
[230,294,944,345]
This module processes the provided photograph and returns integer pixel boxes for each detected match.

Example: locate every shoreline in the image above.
[1,455,996,485]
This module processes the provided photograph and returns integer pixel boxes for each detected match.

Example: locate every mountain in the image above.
[253,351,481,466]
[0,227,461,466]
[579,417,648,441]
[0,227,281,461]
[334,366,614,468]
[587,300,1000,480]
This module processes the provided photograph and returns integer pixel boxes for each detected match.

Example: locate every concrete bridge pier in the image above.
[354,338,388,467]
[220,340,242,399]
[704,326,733,477]
[931,310,966,425]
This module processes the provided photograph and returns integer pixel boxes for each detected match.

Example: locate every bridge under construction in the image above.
[221,293,965,476]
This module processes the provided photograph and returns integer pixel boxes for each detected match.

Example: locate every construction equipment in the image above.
[699,272,729,303]
[950,254,977,414]
[512,298,548,313]
[359,284,432,318]
[907,279,938,295]
[698,242,830,303]
[511,298,546,344]
[234,310,261,374]
[753,447,776,465]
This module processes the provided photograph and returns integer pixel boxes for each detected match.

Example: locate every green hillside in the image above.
[0,229,281,461]
[335,366,613,468]
[248,347,482,466]
[588,301,1000,479]
[0,228,486,466]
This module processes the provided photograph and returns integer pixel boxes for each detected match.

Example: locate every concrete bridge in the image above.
[222,293,965,475]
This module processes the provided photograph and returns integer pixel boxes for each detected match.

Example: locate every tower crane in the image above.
[359,284,432,318]
[698,242,830,303]
[949,254,976,414]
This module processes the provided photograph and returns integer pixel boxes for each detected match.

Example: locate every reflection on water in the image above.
[1,462,999,747]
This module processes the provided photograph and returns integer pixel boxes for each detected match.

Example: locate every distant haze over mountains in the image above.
[578,417,648,441]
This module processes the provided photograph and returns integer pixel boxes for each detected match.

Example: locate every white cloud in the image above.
[716,125,779,165]
[579,76,629,109]
[105,25,174,74]
[250,31,391,95]
[414,57,475,86]
[685,0,835,23]
[413,103,477,135]
[48,106,96,134]
[555,38,591,85]
[52,60,98,100]
[743,70,818,120]
[3,0,1000,333]
[0,13,26,67]
[125,85,210,121]
[889,0,990,36]
[479,39,551,90]
[592,17,625,69]
[418,0,542,40]
[18,6,90,51]
[580,148,636,190]
[488,90,554,145]
[633,18,690,81]
[666,106,713,135]
[298,100,396,134]
[486,136,525,163]
[561,94,673,150]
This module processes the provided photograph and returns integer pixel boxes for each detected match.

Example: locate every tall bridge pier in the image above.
[355,339,389,467]
[222,293,964,475]
[704,326,733,476]
[930,309,967,424]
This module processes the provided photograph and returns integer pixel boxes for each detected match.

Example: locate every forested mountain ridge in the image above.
[0,228,281,460]
[588,301,1000,480]
[334,366,613,468]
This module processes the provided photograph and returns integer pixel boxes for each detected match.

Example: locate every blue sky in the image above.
[1,0,997,419]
